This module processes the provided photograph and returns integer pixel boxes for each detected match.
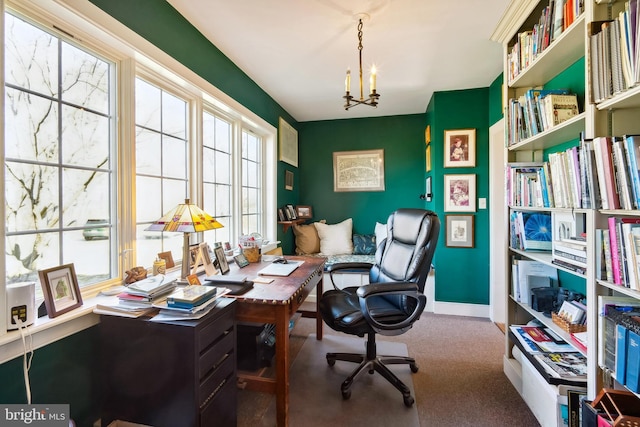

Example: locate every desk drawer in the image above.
[290,270,320,313]
[200,376,236,427]
[199,353,235,407]
[199,327,235,380]
[198,308,234,353]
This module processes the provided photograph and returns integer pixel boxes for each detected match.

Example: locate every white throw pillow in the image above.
[314,218,353,255]
[375,221,388,247]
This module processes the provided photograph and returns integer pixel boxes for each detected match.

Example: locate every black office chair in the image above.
[319,209,439,407]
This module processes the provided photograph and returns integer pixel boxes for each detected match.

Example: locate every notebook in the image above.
[258,260,303,276]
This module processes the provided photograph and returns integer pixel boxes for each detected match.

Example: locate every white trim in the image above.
[490,0,540,44]
[432,301,491,319]
[0,2,6,337]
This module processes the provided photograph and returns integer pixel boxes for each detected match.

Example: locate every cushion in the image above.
[314,218,353,255]
[353,234,376,255]
[292,221,325,255]
[375,221,388,247]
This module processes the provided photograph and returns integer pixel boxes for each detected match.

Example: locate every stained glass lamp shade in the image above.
[145,198,223,278]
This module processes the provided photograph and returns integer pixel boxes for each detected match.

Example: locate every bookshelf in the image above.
[494,0,640,425]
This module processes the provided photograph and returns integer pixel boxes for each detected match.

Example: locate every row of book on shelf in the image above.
[507,89,580,146]
[589,0,640,104]
[507,134,640,211]
[599,296,640,394]
[93,274,230,319]
[595,217,640,291]
[507,0,584,83]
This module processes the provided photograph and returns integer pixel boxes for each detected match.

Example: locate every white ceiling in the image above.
[166,0,510,123]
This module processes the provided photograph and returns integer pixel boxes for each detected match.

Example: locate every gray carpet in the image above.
[260,333,419,427]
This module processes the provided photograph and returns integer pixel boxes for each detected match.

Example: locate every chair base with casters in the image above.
[326,331,417,407]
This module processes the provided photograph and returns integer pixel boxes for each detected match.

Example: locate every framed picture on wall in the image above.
[333,149,385,192]
[444,128,476,168]
[279,117,298,167]
[445,215,474,248]
[444,174,476,212]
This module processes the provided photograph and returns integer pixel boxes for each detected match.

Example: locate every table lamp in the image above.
[145,198,223,279]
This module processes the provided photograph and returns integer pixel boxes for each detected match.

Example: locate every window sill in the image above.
[0,294,115,365]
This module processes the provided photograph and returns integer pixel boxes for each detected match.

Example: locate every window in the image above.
[241,130,262,235]
[4,12,116,290]
[135,77,188,266]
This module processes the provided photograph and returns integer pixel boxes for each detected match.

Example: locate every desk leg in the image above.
[275,304,289,427]
[316,275,323,340]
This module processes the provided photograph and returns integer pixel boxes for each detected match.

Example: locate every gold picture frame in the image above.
[333,149,385,192]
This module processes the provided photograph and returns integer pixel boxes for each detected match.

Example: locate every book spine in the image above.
[626,330,640,392]
[602,228,614,282]
[609,217,623,284]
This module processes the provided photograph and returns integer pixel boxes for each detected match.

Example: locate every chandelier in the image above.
[343,15,380,110]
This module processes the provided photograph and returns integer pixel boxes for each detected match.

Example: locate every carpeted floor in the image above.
[237,313,540,427]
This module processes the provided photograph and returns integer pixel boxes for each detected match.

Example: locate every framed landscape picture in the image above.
[333,149,385,192]
[444,128,476,168]
[38,263,83,318]
[444,174,476,212]
[279,117,298,167]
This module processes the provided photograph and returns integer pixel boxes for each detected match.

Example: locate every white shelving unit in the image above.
[492,1,640,425]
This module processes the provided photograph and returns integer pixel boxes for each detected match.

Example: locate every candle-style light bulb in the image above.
[370,65,377,93]
[345,69,351,93]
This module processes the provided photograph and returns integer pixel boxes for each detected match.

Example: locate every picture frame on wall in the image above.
[38,263,83,318]
[333,149,385,192]
[285,170,294,190]
[444,128,476,168]
[279,117,298,167]
[444,174,476,212]
[445,215,474,248]
[296,205,312,219]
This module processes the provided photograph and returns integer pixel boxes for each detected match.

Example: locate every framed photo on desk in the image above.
[214,246,230,274]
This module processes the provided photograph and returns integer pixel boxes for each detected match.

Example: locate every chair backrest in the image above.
[370,209,440,293]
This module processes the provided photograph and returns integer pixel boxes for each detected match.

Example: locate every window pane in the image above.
[5,14,57,96]
[162,135,187,179]
[7,233,60,286]
[6,162,60,232]
[5,88,59,162]
[63,230,110,286]
[215,117,231,152]
[162,91,186,139]
[61,41,109,114]
[62,169,110,226]
[136,127,161,176]
[162,179,187,213]
[215,151,231,184]
[136,176,162,223]
[62,105,110,167]
[135,79,161,131]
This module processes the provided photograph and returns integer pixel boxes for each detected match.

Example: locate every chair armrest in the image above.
[326,262,373,291]
[356,281,426,335]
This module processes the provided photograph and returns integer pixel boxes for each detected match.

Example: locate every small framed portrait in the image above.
[214,245,230,275]
[38,263,83,318]
[285,204,297,220]
[234,253,250,268]
[296,205,312,219]
[444,174,476,212]
[444,129,476,168]
[187,274,201,286]
[445,215,475,248]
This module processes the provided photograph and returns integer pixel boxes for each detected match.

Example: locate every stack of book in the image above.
[552,237,588,274]
[152,285,231,315]
[510,324,587,386]
[117,275,177,306]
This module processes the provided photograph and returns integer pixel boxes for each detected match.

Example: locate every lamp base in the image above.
[182,232,190,279]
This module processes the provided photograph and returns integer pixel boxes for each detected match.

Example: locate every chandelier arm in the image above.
[343,17,380,110]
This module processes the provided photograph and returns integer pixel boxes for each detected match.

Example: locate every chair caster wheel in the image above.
[410,363,419,373]
[403,395,415,407]
[368,368,374,374]
[326,355,336,366]
[341,389,351,400]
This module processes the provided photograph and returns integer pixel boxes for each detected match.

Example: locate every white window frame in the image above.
[0,0,277,361]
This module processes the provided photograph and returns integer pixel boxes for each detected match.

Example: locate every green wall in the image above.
[0,327,100,426]
[428,88,491,304]
[297,114,427,237]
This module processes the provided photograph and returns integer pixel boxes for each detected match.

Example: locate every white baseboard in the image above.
[431,301,490,318]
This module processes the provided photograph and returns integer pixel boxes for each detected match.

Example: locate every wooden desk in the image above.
[230,256,325,427]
